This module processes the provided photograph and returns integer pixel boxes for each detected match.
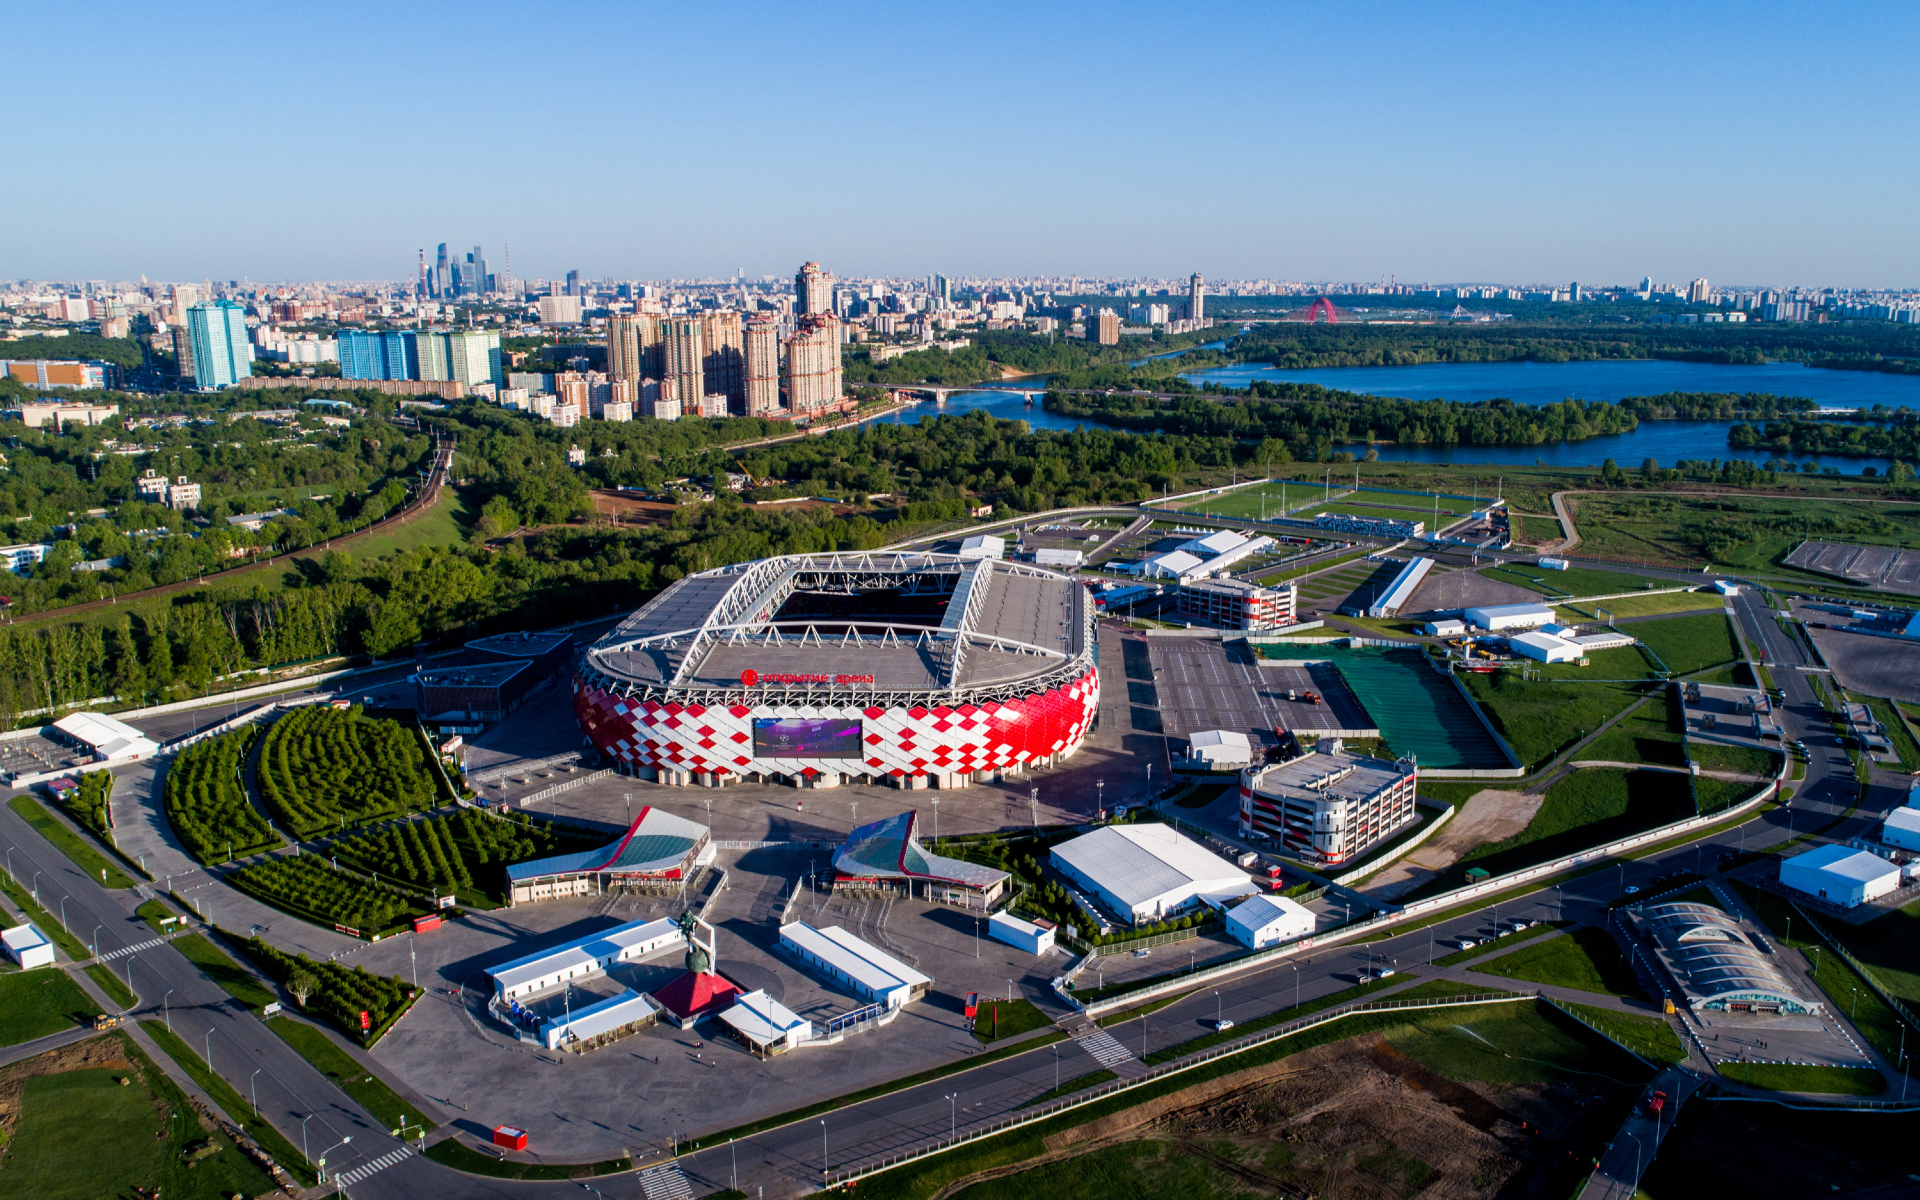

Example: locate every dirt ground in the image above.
[1362,790,1544,900]
[942,1031,1602,1200]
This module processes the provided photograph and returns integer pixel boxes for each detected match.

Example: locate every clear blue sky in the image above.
[11,1,1919,287]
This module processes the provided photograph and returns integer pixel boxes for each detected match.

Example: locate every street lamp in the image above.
[30,871,41,904]
[163,989,173,1033]
[318,1136,353,1184]
[945,1092,958,1143]
[251,1068,261,1117]
[91,923,102,957]
[1214,989,1223,1026]
[819,1119,828,1180]
[730,1137,737,1193]
[1293,964,1301,1010]
[204,1029,214,1073]
[301,1114,316,1166]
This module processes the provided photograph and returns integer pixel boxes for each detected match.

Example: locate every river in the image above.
[876,358,1917,471]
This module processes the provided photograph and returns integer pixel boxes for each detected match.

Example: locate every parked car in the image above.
[1362,966,1397,981]
[1214,1018,1235,1032]
[1456,938,1479,950]
[1133,948,1151,958]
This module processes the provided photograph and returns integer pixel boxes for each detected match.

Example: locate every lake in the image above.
[877,359,1916,471]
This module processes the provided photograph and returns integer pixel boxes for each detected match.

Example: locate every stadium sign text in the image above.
[740,669,875,686]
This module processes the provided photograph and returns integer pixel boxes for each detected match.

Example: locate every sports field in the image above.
[1173,482,1490,525]
[1255,645,1513,770]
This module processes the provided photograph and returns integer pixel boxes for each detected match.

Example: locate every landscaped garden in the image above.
[257,705,437,836]
[226,854,431,934]
[164,727,282,864]
[231,932,418,1044]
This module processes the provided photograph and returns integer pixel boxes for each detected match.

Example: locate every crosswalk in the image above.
[98,937,163,962]
[1075,1028,1135,1068]
[638,1163,692,1200]
[332,1143,414,1188]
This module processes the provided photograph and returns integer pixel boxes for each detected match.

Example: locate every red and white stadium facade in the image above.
[572,552,1101,789]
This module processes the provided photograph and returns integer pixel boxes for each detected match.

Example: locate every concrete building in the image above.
[1,924,54,969]
[832,810,1010,909]
[1033,548,1084,569]
[987,911,1056,955]
[778,922,931,1010]
[1508,630,1581,663]
[1180,729,1256,770]
[606,314,662,382]
[796,262,834,315]
[1093,309,1120,346]
[1423,618,1466,637]
[1238,739,1419,866]
[1189,272,1205,322]
[1465,603,1557,632]
[743,314,781,415]
[166,477,201,510]
[1779,845,1901,908]
[485,917,683,1001]
[505,807,712,905]
[786,315,844,415]
[0,365,113,395]
[1050,823,1258,925]
[662,317,706,411]
[1223,894,1314,950]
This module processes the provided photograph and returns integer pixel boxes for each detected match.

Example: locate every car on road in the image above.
[1456,938,1479,950]
[1361,966,1397,980]
[1623,885,1641,896]
[1645,1090,1668,1118]
[1214,1018,1235,1032]
[1132,948,1150,958]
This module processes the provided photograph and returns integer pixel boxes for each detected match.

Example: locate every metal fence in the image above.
[824,989,1528,1186]
[513,769,613,808]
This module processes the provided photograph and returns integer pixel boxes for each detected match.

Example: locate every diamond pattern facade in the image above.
[574,665,1100,783]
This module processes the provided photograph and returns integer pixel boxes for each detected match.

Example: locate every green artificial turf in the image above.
[1469,926,1645,998]
[0,968,102,1046]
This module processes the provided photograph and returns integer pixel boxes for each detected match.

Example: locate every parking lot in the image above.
[1796,604,1920,704]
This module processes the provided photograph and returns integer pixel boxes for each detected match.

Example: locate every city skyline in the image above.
[6,3,1918,285]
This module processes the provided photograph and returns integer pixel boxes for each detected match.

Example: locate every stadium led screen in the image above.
[753,717,864,759]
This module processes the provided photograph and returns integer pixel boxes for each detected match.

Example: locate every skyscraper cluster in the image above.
[424,243,498,299]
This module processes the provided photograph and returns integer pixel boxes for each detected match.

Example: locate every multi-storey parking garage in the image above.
[574,552,1100,789]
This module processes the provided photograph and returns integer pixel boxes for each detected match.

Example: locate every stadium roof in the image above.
[505,806,707,882]
[1051,824,1252,914]
[833,811,1010,890]
[579,552,1090,702]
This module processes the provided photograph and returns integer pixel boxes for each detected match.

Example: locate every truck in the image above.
[1645,1090,1668,1118]
[92,1014,122,1030]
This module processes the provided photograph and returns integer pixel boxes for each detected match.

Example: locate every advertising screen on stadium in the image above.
[753,717,864,758]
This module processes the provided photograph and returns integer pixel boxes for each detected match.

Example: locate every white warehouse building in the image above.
[485,917,682,1002]
[1050,824,1258,925]
[1779,845,1901,909]
[1223,894,1315,950]
[1508,630,1582,663]
[1465,602,1557,632]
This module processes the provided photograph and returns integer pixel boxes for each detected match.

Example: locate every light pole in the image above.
[932,797,939,842]
[301,1114,315,1166]
[820,1119,828,1181]
[251,1068,261,1117]
[1097,780,1105,815]
[163,989,173,1033]
[1214,989,1223,1026]
[59,896,67,933]
[31,871,41,904]
[205,1029,214,1073]
[1029,786,1038,828]
[624,792,631,825]
[318,1135,353,1184]
[730,1137,737,1193]
[945,1092,958,1143]
[92,923,102,957]
[1624,1129,1641,1185]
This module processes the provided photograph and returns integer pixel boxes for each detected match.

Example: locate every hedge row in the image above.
[228,854,429,932]
[258,705,436,836]
[329,809,601,900]
[164,728,281,864]
[239,934,414,1043]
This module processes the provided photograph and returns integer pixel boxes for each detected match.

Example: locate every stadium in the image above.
[574,552,1100,789]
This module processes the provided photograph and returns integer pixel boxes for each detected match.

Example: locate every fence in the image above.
[466,752,592,786]
[1541,996,1663,1069]
[1063,919,1223,959]
[1330,803,1456,887]
[1793,904,1920,1035]
[824,990,1528,1186]
[513,769,613,809]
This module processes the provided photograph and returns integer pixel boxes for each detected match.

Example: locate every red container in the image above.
[493,1126,529,1152]
[413,914,442,934]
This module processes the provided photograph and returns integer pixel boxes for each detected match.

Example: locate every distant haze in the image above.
[7,2,1918,286]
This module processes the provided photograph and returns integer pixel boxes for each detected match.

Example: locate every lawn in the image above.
[1451,768,1695,880]
[267,1015,433,1133]
[1459,649,1656,767]
[1553,591,1725,621]
[1858,695,1920,771]
[0,872,88,959]
[0,968,101,1045]
[1385,997,1656,1086]
[1693,775,1767,814]
[137,897,183,935]
[1021,1068,1119,1107]
[1140,979,1491,1065]
[344,487,474,559]
[1579,691,1686,767]
[140,1020,315,1184]
[170,931,278,1009]
[1558,1000,1687,1066]
[1688,742,1782,777]
[1469,926,1645,998]
[1571,494,1920,582]
[1481,563,1665,598]
[84,962,137,1008]
[1629,612,1741,676]
[1720,1061,1885,1095]
[1511,514,1564,544]
[7,795,135,888]
[6,1050,276,1200]
[974,997,1053,1043]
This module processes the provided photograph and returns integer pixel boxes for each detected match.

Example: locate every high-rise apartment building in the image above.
[796,262,833,315]
[1093,308,1120,346]
[703,311,744,411]
[446,331,502,389]
[606,315,663,381]
[663,317,707,408]
[786,315,843,415]
[339,330,501,387]
[744,314,781,416]
[1188,272,1205,322]
[928,273,952,305]
[1687,278,1712,304]
[184,300,252,390]
[565,270,582,297]
[172,325,198,384]
[381,330,417,381]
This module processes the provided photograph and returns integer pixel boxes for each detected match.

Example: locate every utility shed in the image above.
[1,924,54,970]
[1881,807,1920,853]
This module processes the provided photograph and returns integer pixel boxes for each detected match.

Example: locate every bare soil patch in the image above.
[1364,789,1544,900]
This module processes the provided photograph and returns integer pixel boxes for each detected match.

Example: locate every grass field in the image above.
[0,968,101,1045]
[140,1020,315,1183]
[1175,482,1481,522]
[1386,997,1653,1086]
[7,1051,276,1200]
[1689,742,1782,777]
[7,795,135,888]
[1140,979,1489,1065]
[1511,513,1565,544]
[1020,1068,1119,1107]
[1470,927,1645,998]
[1452,769,1694,882]
[267,1016,433,1133]
[137,897,181,935]
[1480,563,1666,598]
[1559,1000,1687,1065]
[973,997,1053,1043]
[1857,695,1920,771]
[344,488,475,559]
[1580,692,1686,767]
[84,962,136,1008]
[1572,494,1920,584]
[169,931,277,1009]
[1554,591,1725,620]
[1460,649,1656,767]
[1720,1061,1885,1094]
[1630,612,1741,676]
